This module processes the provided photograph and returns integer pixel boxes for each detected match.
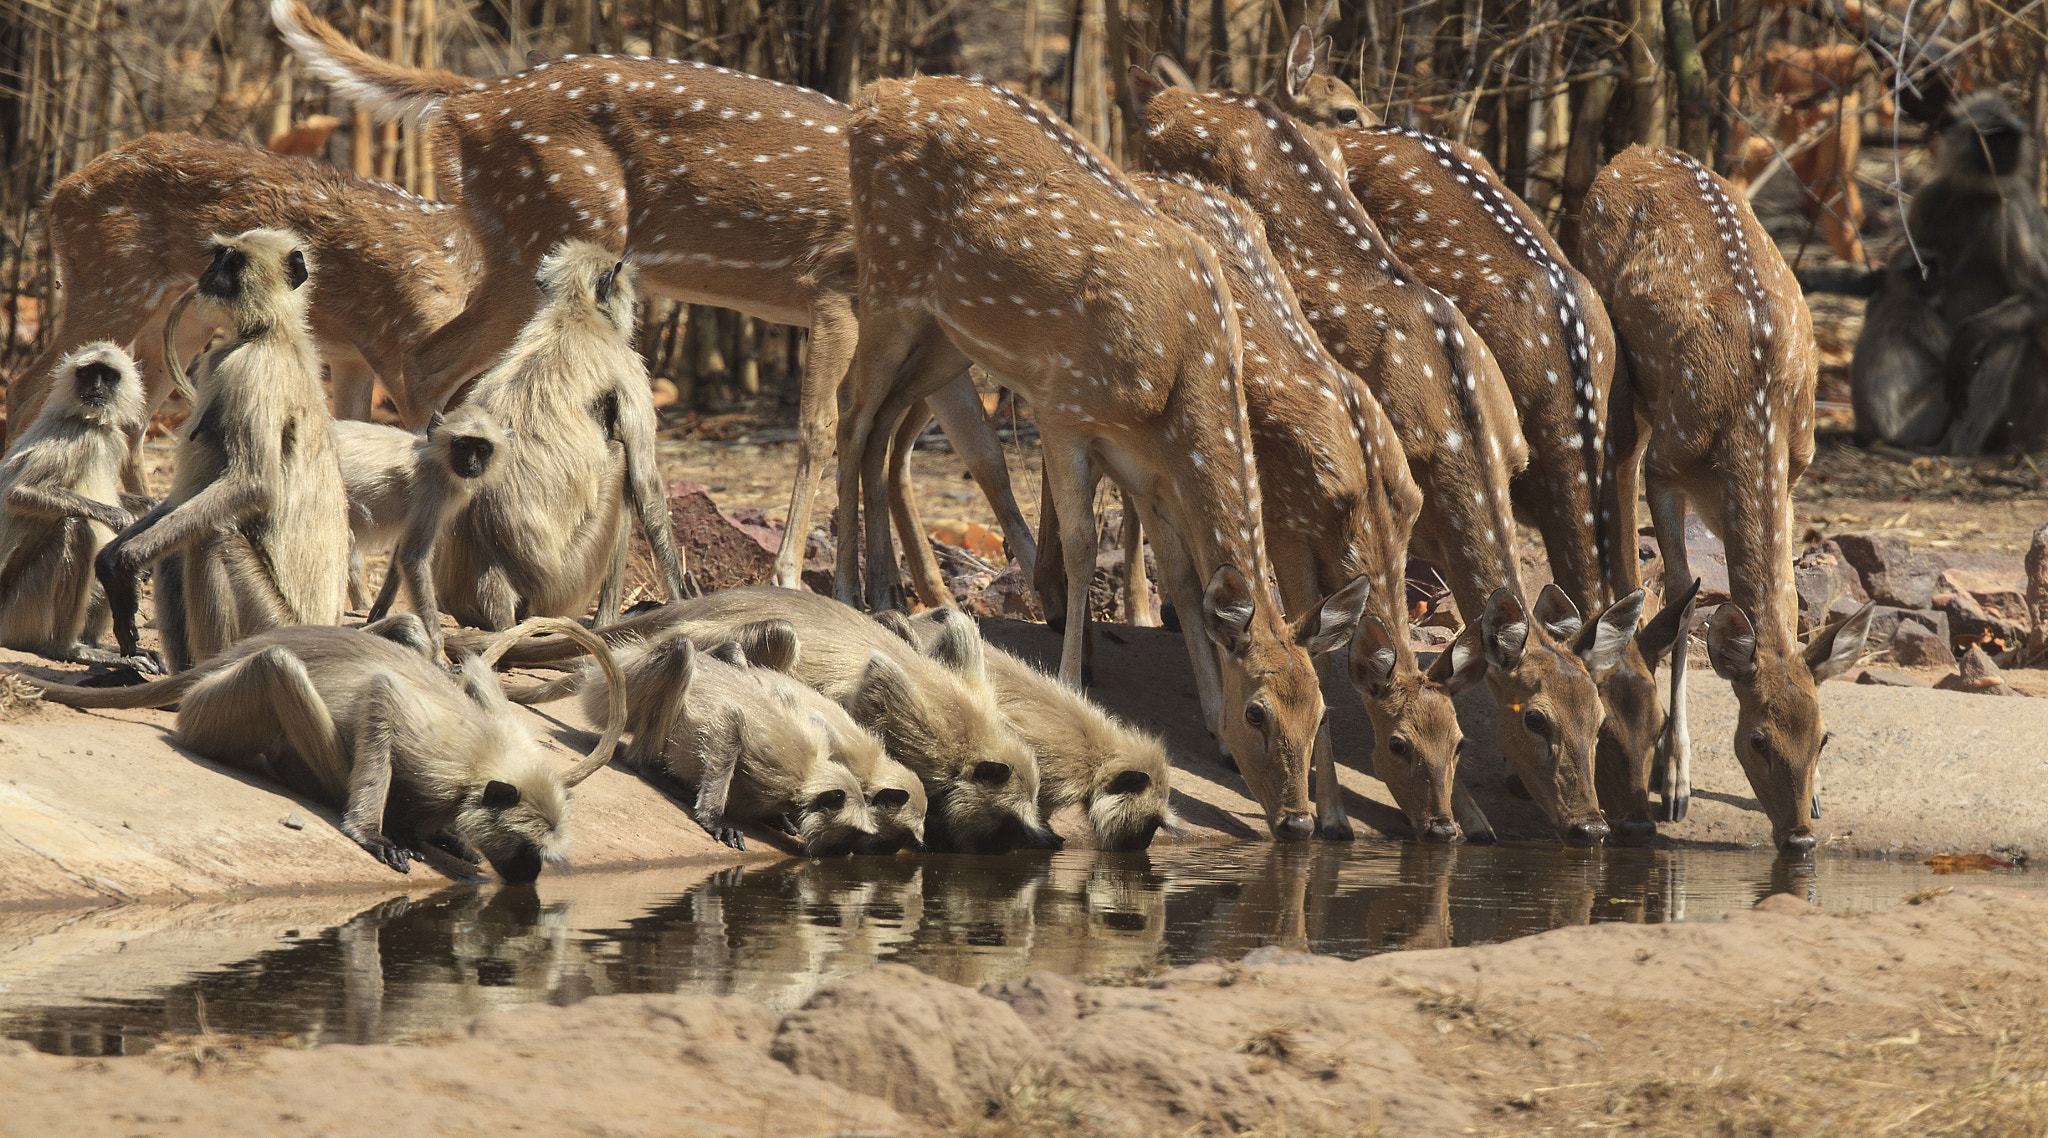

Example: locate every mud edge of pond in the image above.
[1,885,2040,1137]
[6,616,2048,907]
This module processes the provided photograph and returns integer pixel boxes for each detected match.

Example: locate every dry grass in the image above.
[1236,1023,1301,1059]
[0,672,45,719]
[950,1073,1107,1138]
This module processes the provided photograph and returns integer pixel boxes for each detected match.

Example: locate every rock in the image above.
[1890,621,1956,669]
[1752,892,1814,914]
[960,563,1044,620]
[1934,645,2017,697]
[624,481,783,596]
[1935,589,2028,659]
[770,964,1046,1121]
[1821,540,1871,602]
[280,813,306,830]
[1831,531,1941,610]
[2030,521,2048,658]
[1793,549,1848,633]
[1831,600,1944,650]
[1856,668,1930,688]
[1939,567,2027,623]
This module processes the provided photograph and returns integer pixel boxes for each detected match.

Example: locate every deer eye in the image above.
[1244,703,1268,730]
[1522,708,1550,735]
[1336,107,1360,124]
[1748,730,1772,766]
[1388,736,1411,759]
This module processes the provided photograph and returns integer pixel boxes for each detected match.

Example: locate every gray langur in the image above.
[1854,93,2048,454]
[0,344,155,667]
[93,228,349,671]
[506,630,898,856]
[337,407,512,620]
[450,588,1057,854]
[881,608,1178,851]
[14,615,627,883]
[424,240,692,635]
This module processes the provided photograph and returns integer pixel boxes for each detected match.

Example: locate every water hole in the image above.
[4,842,2031,1057]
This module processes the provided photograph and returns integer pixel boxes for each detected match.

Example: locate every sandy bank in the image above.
[5,616,2045,908]
[1,884,2040,1136]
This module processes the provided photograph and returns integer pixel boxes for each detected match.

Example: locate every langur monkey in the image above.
[337,407,511,617]
[506,629,897,856]
[0,344,155,667]
[14,615,628,883]
[421,240,692,636]
[449,588,1058,854]
[880,608,1177,851]
[94,229,349,671]
[1852,93,2048,453]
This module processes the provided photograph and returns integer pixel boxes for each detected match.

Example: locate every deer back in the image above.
[433,55,855,312]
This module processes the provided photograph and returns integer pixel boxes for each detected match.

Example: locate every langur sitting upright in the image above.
[401,240,691,637]
[0,344,153,666]
[93,228,349,671]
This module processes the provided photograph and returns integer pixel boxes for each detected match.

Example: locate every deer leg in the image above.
[1033,463,1069,628]
[778,290,857,589]
[1451,777,1497,843]
[1040,438,1100,689]
[1311,711,1352,840]
[1119,490,1158,627]
[886,400,952,609]
[121,295,214,495]
[857,334,972,612]
[1644,472,1693,822]
[326,351,378,422]
[833,312,927,607]
[1139,500,1229,753]
[400,281,538,426]
[925,373,1038,582]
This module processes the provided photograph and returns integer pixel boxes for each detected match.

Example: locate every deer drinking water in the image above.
[1577,146,1874,854]
[1262,29,1687,842]
[1133,76,1628,846]
[838,74,1360,842]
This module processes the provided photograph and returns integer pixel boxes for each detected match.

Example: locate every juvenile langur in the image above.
[1852,249,1951,447]
[426,241,691,633]
[93,229,349,671]
[457,588,1056,854]
[508,632,890,856]
[0,344,154,666]
[14,616,627,883]
[883,609,1177,851]
[337,407,512,619]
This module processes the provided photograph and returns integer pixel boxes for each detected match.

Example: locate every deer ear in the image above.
[1286,27,1317,99]
[1480,588,1531,670]
[1315,35,1335,74]
[1346,615,1399,698]
[1577,589,1647,678]
[1149,52,1196,89]
[1705,603,1760,683]
[1805,601,1875,683]
[1299,573,1368,655]
[285,249,309,290]
[1201,564,1258,656]
[1128,65,1167,113]
[1635,577,1701,672]
[1532,582,1584,642]
[1425,622,1489,694]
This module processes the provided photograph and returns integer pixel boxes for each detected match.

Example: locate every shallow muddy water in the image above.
[3,842,2031,1056]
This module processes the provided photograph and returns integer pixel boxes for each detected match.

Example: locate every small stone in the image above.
[1935,644,2017,696]
[1835,600,1944,650]
[1832,531,1941,610]
[1938,568,2026,622]
[281,813,307,830]
[1936,590,2027,658]
[1856,668,1930,688]
[1891,621,1956,669]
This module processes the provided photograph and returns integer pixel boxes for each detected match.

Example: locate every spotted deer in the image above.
[1577,146,1875,854]
[1265,37,1691,842]
[1131,172,1493,842]
[842,74,1363,842]
[271,0,1037,592]
[1133,74,1628,846]
[7,132,480,485]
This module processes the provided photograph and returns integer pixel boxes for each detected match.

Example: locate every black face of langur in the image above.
[72,360,126,409]
[863,787,921,854]
[474,778,547,885]
[448,433,497,480]
[199,241,309,303]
